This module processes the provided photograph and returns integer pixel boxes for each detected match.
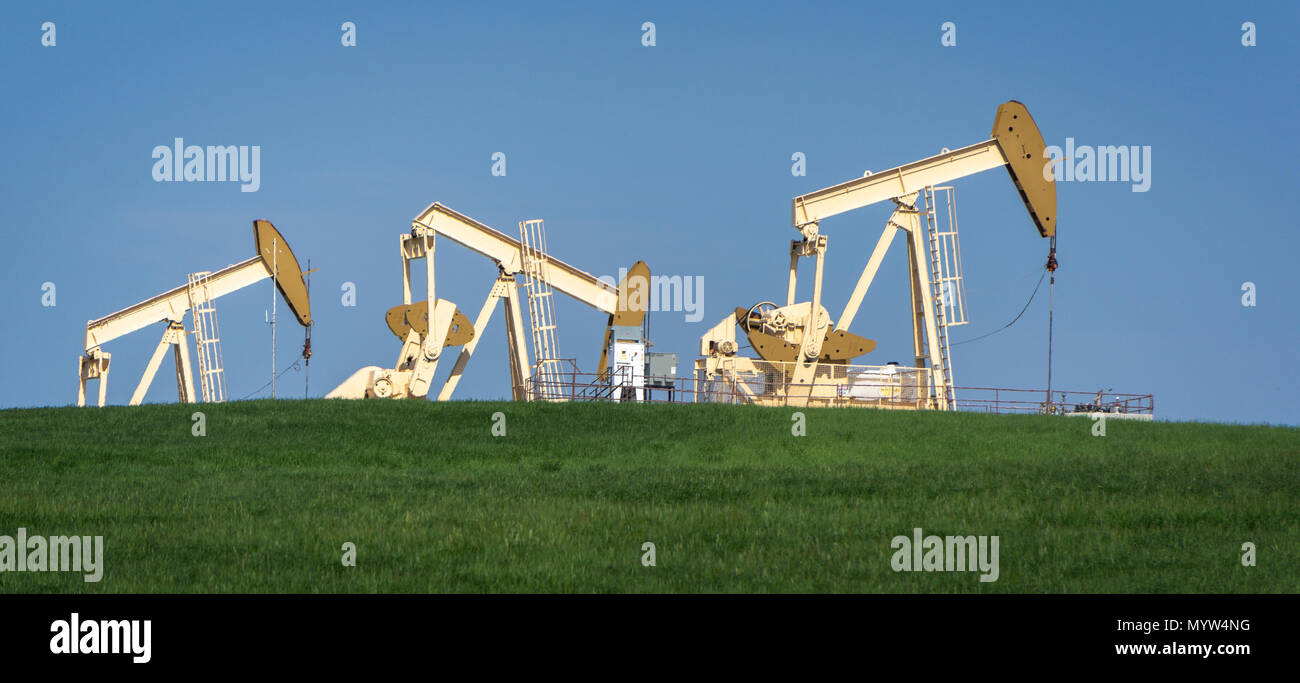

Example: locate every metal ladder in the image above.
[923,186,961,409]
[518,219,565,400]
[187,271,227,403]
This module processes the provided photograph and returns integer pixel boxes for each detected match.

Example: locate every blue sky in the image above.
[1,1,1296,424]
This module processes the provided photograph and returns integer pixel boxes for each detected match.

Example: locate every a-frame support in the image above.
[796,191,950,409]
[127,320,195,406]
[438,274,514,401]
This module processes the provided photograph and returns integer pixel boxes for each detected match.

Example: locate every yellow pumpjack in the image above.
[77,220,313,407]
[699,101,1058,409]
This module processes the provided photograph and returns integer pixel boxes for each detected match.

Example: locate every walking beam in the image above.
[791,101,1055,238]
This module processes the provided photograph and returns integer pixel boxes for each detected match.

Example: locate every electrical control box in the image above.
[647,352,677,389]
[612,340,645,401]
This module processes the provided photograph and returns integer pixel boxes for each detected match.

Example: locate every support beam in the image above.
[130,328,175,406]
[785,242,800,306]
[438,276,509,401]
[838,223,898,331]
[401,234,412,305]
[425,234,436,307]
[174,325,195,403]
[903,209,948,409]
[906,231,926,369]
[97,362,108,407]
[503,282,532,400]
[837,193,918,331]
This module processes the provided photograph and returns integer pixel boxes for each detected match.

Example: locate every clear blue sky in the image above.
[2,1,1296,424]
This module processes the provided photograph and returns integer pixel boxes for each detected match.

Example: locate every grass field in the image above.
[0,399,1295,593]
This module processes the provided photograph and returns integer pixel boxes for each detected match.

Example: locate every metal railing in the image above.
[949,386,1154,416]
[513,360,1154,416]
[520,359,633,402]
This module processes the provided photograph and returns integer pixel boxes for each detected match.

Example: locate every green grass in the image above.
[0,399,1296,593]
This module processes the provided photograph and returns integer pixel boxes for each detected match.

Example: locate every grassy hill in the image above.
[0,399,1295,593]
